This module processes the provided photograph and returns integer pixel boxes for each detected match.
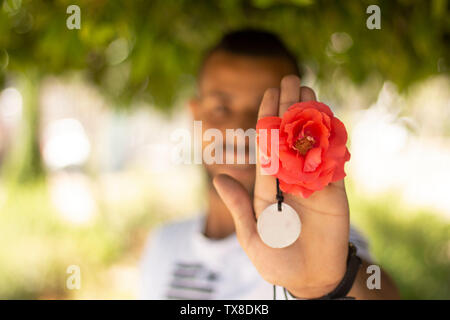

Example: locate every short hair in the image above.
[200,29,301,76]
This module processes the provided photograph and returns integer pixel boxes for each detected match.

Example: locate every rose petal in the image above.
[312,102,334,118]
[331,149,350,181]
[301,121,330,151]
[257,116,282,158]
[306,159,336,189]
[278,161,322,184]
[281,108,322,133]
[304,147,322,172]
[279,149,303,171]
[286,101,334,118]
[256,116,282,130]
[329,117,348,147]
[325,144,347,160]
[331,165,346,182]
[279,179,315,198]
[321,112,332,130]
[284,119,306,147]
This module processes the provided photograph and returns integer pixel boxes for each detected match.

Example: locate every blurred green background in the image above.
[0,0,449,299]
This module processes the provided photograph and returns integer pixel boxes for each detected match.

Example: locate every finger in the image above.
[329,177,345,189]
[255,90,279,211]
[258,87,279,119]
[279,75,301,116]
[300,86,317,102]
[213,174,257,247]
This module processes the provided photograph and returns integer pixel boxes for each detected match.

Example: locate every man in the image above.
[140,29,400,299]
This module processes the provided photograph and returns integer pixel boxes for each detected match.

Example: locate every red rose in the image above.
[256,101,350,198]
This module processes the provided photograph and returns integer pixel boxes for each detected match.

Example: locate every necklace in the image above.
[256,179,301,248]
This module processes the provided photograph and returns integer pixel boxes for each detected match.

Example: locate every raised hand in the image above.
[213,75,350,298]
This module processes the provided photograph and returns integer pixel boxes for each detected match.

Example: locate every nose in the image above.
[230,109,259,131]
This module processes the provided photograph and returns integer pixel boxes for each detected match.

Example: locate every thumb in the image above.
[213,174,257,248]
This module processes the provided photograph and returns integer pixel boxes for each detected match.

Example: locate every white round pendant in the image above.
[257,203,301,248]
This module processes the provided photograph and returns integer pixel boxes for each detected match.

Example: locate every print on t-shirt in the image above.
[166,262,219,299]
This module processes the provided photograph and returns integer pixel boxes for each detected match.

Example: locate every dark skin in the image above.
[189,50,400,299]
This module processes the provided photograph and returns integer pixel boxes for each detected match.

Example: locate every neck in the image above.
[203,186,236,239]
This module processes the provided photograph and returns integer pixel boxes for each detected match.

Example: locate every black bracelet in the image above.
[314,242,361,300]
[285,242,362,300]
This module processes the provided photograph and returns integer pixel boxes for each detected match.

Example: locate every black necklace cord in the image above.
[273,179,285,299]
[276,178,284,212]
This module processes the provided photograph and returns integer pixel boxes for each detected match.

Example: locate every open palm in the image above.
[214,75,350,298]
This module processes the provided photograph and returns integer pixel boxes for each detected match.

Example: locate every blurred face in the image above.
[190,50,297,193]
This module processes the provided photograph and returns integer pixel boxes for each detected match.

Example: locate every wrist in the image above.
[286,243,361,299]
[286,279,343,299]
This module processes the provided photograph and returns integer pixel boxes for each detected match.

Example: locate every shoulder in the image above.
[152,216,202,245]
[142,215,202,258]
[139,215,203,299]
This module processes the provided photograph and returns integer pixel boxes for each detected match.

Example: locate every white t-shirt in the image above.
[140,215,371,300]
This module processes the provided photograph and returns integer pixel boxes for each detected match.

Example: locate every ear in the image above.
[189,96,201,121]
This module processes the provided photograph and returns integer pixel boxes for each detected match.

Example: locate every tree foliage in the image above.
[0,0,449,108]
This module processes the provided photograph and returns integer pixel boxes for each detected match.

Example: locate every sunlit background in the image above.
[0,0,449,299]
